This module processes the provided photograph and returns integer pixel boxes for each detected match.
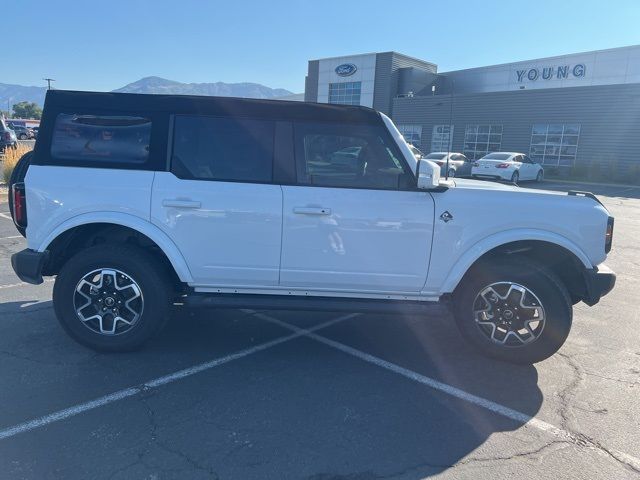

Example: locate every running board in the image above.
[183,293,445,315]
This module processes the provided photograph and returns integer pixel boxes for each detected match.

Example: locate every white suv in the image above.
[9,90,616,363]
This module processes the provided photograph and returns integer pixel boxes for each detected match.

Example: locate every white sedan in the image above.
[471,152,544,183]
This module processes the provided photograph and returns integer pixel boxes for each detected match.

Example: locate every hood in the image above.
[452,178,564,197]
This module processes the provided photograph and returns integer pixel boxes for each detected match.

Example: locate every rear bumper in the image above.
[11,249,49,285]
[582,263,616,306]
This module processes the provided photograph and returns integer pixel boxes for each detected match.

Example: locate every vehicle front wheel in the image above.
[448,168,456,178]
[536,170,544,182]
[510,171,519,183]
[452,258,572,364]
[53,244,173,352]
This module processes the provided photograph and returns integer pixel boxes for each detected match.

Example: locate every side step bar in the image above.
[183,293,445,315]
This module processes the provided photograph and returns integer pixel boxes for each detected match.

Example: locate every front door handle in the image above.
[293,206,331,215]
[162,199,202,209]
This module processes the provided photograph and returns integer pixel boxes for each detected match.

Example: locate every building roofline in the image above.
[309,51,437,69]
[439,44,640,75]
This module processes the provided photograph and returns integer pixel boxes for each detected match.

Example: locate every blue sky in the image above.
[3,0,639,93]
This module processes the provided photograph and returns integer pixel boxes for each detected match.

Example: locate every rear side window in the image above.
[294,122,411,190]
[51,114,151,164]
[171,115,274,183]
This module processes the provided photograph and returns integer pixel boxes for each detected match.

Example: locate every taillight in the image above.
[12,183,27,229]
[605,217,614,253]
[435,161,444,166]
[496,163,510,168]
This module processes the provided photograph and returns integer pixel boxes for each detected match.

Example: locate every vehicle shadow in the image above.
[0,300,544,479]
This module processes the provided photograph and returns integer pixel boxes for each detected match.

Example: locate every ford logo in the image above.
[335,63,357,77]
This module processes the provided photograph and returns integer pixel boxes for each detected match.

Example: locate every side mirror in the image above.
[416,159,441,190]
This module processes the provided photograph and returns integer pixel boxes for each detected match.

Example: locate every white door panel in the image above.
[281,186,434,292]
[151,172,282,286]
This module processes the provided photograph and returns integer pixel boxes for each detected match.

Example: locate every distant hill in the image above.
[113,76,294,99]
[1,76,299,111]
[0,83,47,110]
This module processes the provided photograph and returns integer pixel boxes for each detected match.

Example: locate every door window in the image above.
[294,122,411,190]
[171,115,274,183]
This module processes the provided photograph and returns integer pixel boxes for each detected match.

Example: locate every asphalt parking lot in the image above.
[0,180,638,479]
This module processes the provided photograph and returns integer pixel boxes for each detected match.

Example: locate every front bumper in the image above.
[582,263,616,306]
[11,249,49,285]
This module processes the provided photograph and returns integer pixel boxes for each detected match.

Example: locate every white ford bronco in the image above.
[9,90,616,363]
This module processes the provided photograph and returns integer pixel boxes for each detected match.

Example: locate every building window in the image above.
[397,124,422,146]
[464,125,503,160]
[328,82,361,105]
[529,124,580,167]
[431,125,453,152]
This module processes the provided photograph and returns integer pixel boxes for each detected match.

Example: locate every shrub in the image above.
[1,144,33,184]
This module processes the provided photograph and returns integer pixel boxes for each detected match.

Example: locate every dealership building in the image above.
[304,46,640,179]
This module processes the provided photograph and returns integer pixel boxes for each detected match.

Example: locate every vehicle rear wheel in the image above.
[536,170,544,182]
[452,257,572,364]
[18,133,27,140]
[53,244,173,352]
[510,171,519,183]
[7,151,33,237]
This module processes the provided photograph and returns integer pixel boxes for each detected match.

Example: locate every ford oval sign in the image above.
[335,63,357,77]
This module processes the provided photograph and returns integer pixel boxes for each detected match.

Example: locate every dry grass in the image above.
[2,144,33,184]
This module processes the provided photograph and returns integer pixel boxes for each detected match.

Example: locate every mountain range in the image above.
[0,76,299,111]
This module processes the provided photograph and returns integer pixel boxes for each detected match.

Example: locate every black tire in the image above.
[448,168,456,178]
[18,133,27,140]
[511,171,519,183]
[536,170,544,182]
[53,244,173,352]
[452,257,572,364]
[7,151,33,237]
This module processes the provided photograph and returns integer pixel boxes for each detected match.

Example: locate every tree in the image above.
[12,101,43,120]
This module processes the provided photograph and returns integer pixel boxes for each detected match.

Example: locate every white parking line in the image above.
[0,279,54,290]
[253,312,640,472]
[0,235,22,240]
[0,212,12,220]
[0,313,358,441]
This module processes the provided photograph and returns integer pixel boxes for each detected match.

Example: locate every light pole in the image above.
[43,78,55,90]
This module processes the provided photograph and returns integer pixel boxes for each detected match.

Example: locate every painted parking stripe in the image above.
[0,313,358,441]
[0,212,12,220]
[0,279,54,290]
[0,235,23,240]
[253,312,640,472]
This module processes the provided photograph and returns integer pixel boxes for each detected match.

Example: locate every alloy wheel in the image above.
[74,268,144,335]
[472,282,546,346]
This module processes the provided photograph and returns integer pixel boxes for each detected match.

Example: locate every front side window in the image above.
[464,124,502,160]
[431,125,453,152]
[51,114,151,163]
[530,124,580,167]
[294,122,411,190]
[171,115,274,182]
[328,82,362,105]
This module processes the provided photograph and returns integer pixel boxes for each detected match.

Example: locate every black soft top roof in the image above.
[44,90,383,125]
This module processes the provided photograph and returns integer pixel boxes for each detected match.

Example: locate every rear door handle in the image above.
[293,206,331,215]
[162,199,202,209]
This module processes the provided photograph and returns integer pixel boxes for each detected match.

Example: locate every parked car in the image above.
[11,125,35,140]
[0,118,18,152]
[472,152,544,183]
[425,152,473,178]
[9,90,615,364]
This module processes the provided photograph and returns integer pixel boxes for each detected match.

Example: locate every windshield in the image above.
[425,153,447,160]
[482,153,512,160]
